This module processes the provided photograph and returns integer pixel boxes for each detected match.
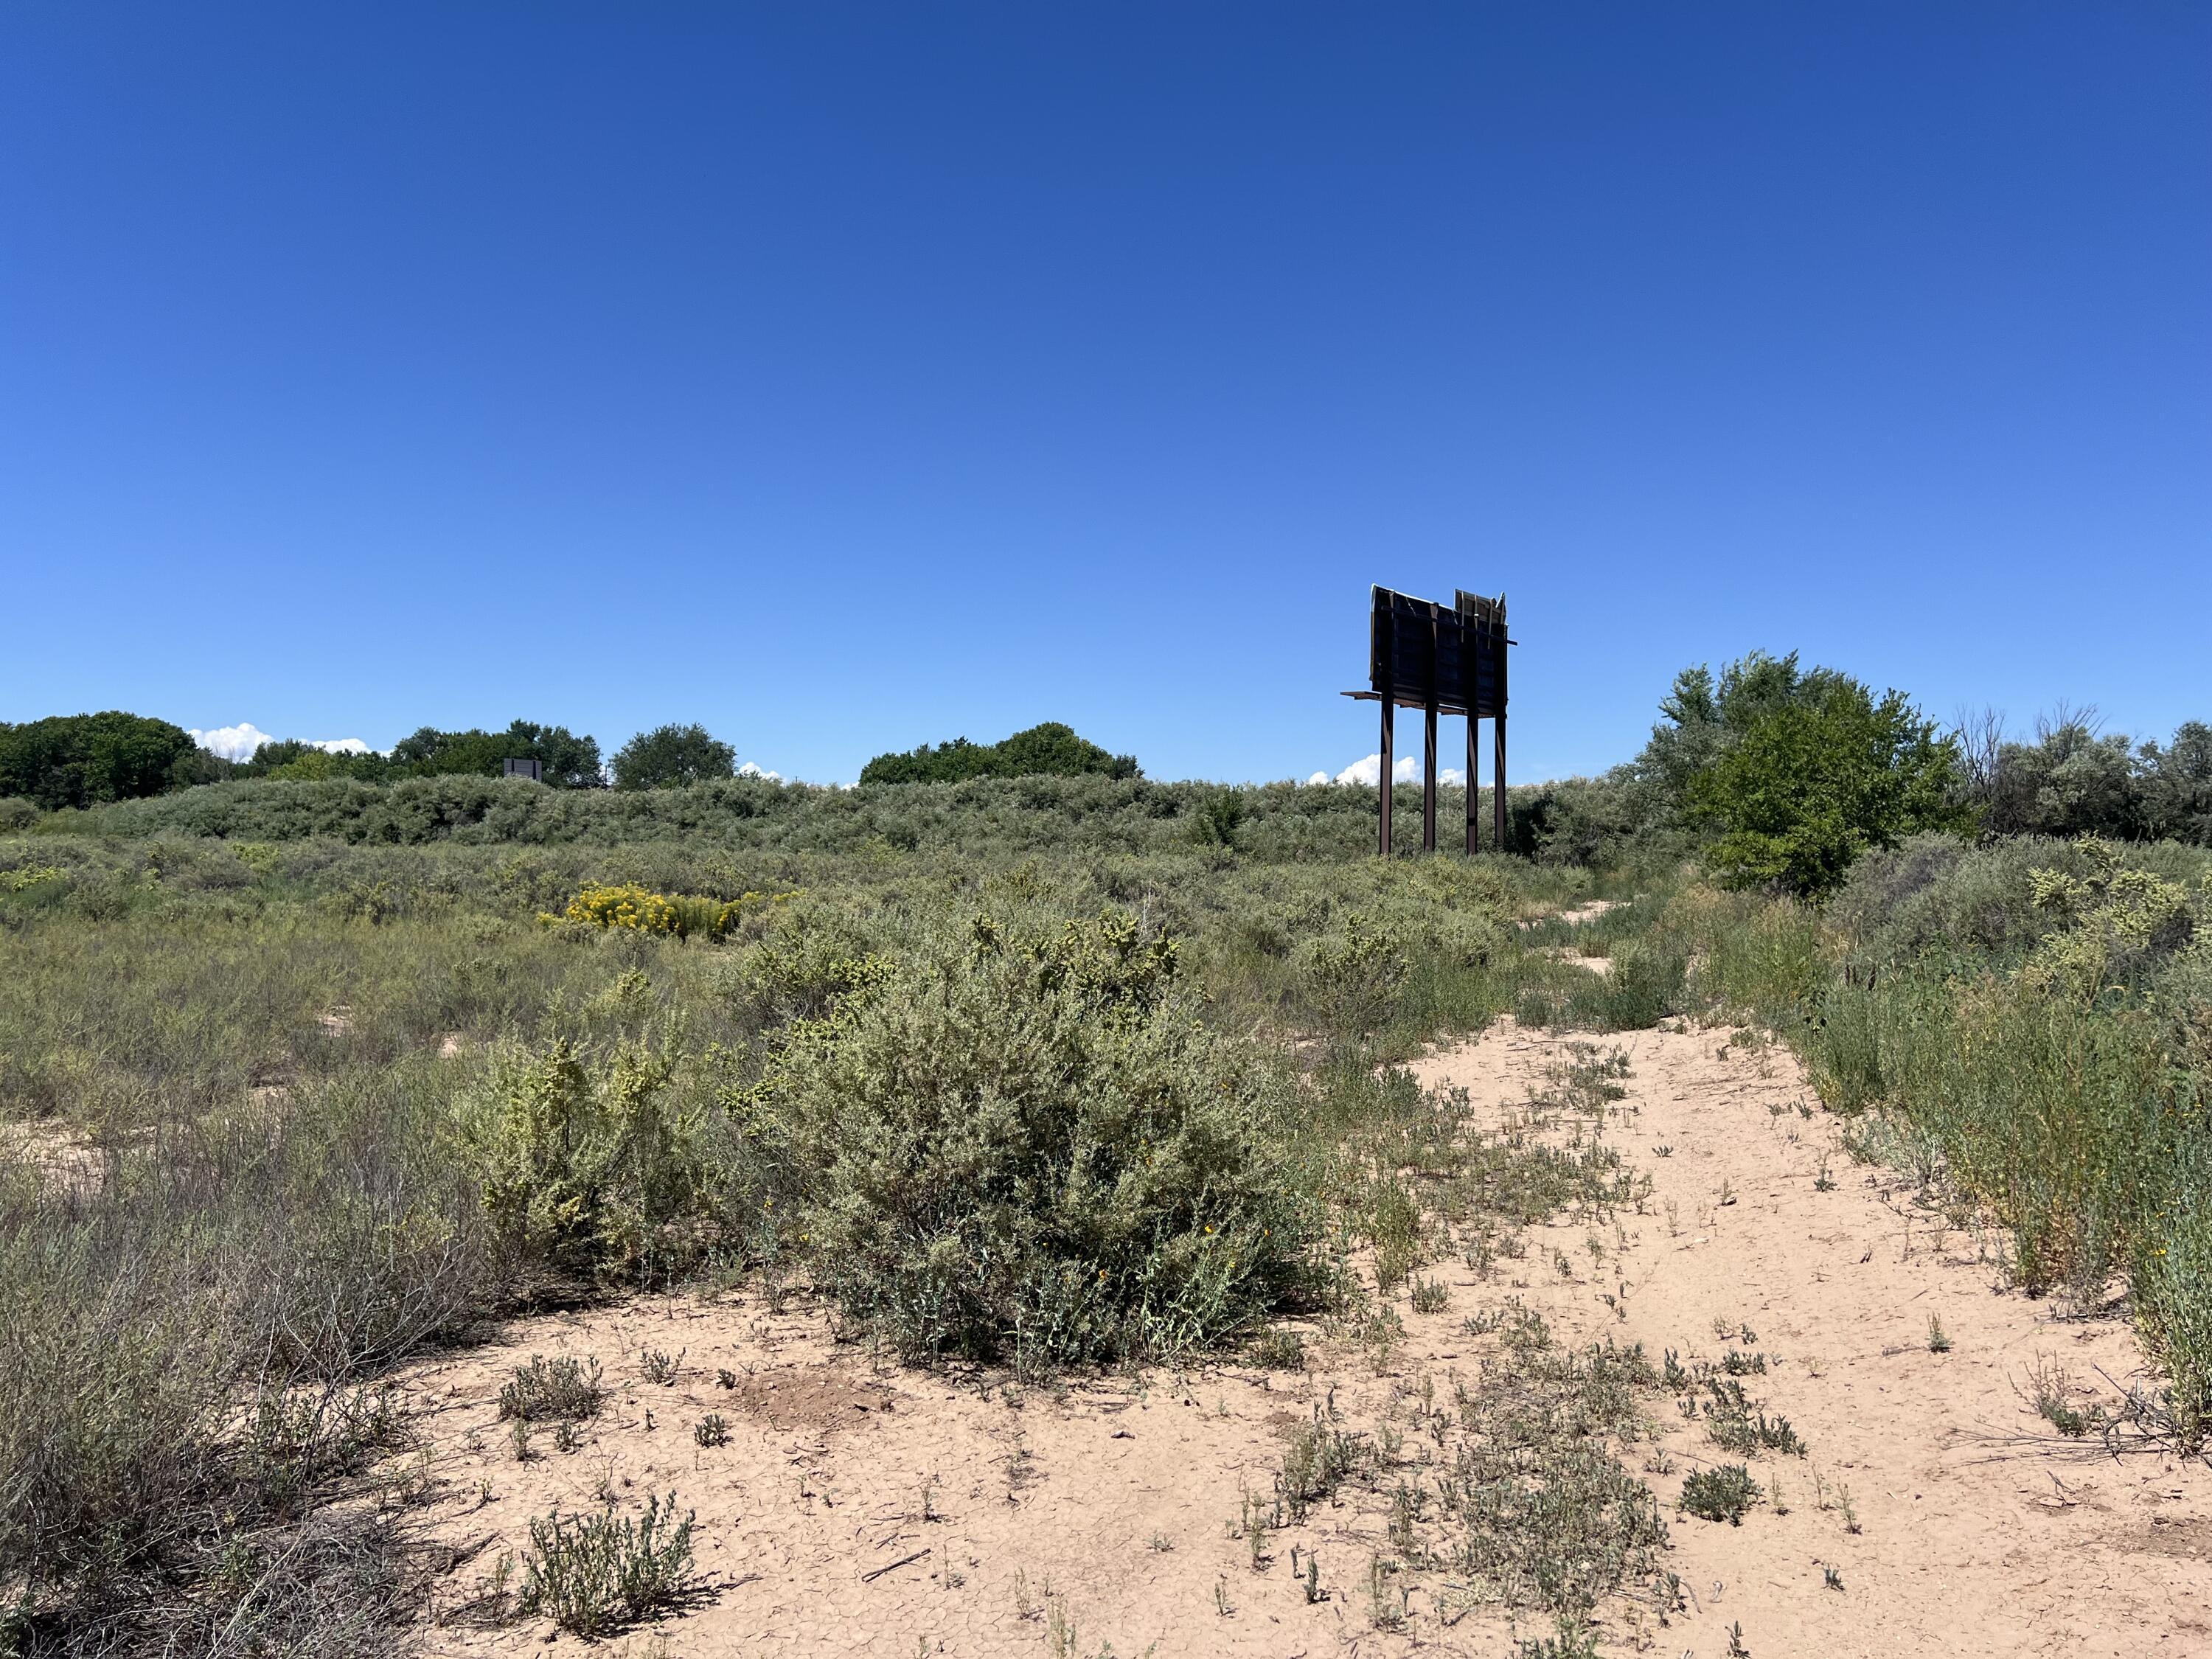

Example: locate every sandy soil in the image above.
[388,1018,2211,1658]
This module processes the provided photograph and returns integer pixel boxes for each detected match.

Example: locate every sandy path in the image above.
[389,1018,2210,1657]
[1410,1021,2212,1658]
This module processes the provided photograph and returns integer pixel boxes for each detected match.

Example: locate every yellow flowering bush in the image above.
[549,883,797,942]
[563,883,681,935]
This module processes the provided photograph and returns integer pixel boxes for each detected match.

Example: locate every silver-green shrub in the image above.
[745,910,1321,1371]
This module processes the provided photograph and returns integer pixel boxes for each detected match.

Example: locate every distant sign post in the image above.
[503,758,543,782]
[1344,586,1512,856]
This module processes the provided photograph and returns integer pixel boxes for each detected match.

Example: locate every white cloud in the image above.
[736,761,782,782]
[190,723,375,761]
[190,723,274,761]
[1321,754,1467,787]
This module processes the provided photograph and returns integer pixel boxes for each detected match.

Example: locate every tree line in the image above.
[8,691,2209,894]
[1508,652,2212,894]
[0,714,734,809]
[0,712,1143,813]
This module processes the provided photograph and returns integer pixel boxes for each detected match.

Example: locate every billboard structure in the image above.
[1343,587,1512,856]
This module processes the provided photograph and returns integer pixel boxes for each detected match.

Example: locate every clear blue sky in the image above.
[4,4,2206,783]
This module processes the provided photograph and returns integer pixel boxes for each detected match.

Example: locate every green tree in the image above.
[611,723,737,790]
[0,712,202,811]
[501,720,605,789]
[246,741,391,782]
[1633,651,1848,821]
[859,722,1139,785]
[373,720,602,786]
[2141,722,2212,844]
[1689,673,1968,896]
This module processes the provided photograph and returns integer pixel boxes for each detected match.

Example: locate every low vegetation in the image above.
[0,815,1593,1649]
[4,649,2208,1650]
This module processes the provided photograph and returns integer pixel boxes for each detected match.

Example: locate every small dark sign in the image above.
[502,758,543,782]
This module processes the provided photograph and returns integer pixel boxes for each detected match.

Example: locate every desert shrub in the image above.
[1562,943,1685,1032]
[718,911,894,1027]
[1679,1464,1759,1524]
[498,1356,607,1422]
[518,1492,698,1636]
[562,881,682,935]
[2017,839,2197,1001]
[0,1220,236,1576]
[0,1057,485,1649]
[1673,886,1829,1030]
[59,772,1585,863]
[464,1026,709,1281]
[746,909,1318,1370]
[1837,833,2211,968]
[2135,1138,2212,1451]
[0,797,39,832]
[1305,914,1409,1038]
[1189,790,1245,849]
[1804,977,1888,1112]
[554,881,784,942]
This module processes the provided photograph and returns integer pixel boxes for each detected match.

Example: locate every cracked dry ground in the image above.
[389,1020,2212,1658]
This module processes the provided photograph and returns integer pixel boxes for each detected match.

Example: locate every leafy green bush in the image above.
[1680,1464,1760,1524]
[0,711,204,811]
[1690,672,1968,897]
[611,723,737,790]
[745,910,1318,1369]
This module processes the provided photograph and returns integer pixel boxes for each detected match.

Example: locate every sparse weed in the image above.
[2026,1357,2091,1437]
[1242,1329,1307,1371]
[1517,1622,1602,1659]
[499,1355,606,1423]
